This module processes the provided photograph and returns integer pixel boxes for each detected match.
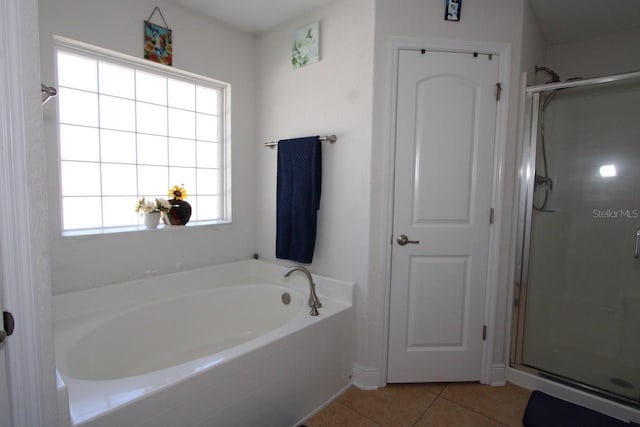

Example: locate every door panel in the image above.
[414,76,475,223]
[406,256,469,348]
[388,49,499,383]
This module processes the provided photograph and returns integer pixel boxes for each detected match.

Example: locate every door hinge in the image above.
[489,208,495,224]
[496,82,502,101]
[482,325,487,341]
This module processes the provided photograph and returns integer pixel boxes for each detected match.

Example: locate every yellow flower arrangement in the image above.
[169,184,188,200]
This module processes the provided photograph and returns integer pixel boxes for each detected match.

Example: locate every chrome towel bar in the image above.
[265,134,337,148]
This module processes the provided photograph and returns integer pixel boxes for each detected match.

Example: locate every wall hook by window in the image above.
[41,83,57,105]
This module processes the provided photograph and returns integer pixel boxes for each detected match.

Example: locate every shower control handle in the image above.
[634,228,640,259]
[397,234,420,246]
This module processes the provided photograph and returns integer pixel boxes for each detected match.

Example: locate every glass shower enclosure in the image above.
[512,71,640,405]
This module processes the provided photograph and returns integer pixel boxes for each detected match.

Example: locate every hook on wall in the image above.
[41,84,57,105]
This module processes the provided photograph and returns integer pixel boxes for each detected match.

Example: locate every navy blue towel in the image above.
[523,390,630,427]
[276,136,322,264]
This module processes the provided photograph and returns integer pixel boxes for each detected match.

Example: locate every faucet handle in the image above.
[309,282,322,308]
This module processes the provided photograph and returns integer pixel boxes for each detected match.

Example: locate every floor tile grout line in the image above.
[334,384,449,426]
[438,395,511,426]
[439,383,449,397]
[410,395,440,427]
[331,384,526,427]
[333,400,382,426]
[337,389,442,426]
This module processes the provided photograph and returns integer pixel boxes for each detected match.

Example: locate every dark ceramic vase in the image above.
[163,199,192,225]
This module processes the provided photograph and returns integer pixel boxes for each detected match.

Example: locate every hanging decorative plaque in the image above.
[292,22,320,69]
[444,0,462,21]
[144,7,172,65]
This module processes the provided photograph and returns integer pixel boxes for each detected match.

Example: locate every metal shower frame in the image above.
[510,68,640,405]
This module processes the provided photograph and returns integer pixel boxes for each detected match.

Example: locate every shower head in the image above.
[535,65,561,84]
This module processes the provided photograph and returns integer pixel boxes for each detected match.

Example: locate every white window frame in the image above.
[53,36,231,235]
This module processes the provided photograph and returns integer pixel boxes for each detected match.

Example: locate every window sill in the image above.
[62,220,231,238]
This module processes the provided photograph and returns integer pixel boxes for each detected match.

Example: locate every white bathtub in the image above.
[54,260,355,427]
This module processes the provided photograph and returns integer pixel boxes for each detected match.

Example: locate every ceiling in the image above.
[529,0,640,44]
[176,0,640,43]
[175,0,332,34]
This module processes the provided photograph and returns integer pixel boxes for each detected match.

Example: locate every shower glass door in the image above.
[516,76,640,403]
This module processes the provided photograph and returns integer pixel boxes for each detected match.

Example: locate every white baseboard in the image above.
[489,363,506,385]
[352,364,380,390]
[352,363,507,389]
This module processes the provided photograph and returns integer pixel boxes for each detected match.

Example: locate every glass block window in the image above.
[54,39,229,232]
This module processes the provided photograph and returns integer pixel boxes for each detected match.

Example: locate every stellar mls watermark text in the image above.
[592,209,639,219]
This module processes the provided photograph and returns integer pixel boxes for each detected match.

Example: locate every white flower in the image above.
[156,198,172,211]
[135,197,172,214]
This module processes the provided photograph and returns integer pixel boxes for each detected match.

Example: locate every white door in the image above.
[388,49,499,382]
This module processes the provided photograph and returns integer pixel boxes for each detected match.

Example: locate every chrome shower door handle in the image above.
[397,234,420,246]
[635,228,640,259]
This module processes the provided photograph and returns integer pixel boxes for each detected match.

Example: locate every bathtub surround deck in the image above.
[54,260,355,427]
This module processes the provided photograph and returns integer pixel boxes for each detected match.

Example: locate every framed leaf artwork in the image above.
[292,22,320,69]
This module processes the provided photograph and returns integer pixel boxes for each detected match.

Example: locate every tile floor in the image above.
[305,382,531,427]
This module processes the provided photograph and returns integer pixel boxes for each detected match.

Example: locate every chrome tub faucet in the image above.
[283,266,322,316]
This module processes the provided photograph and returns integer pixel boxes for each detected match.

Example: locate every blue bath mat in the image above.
[523,391,630,427]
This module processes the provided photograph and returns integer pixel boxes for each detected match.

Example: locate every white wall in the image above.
[520,0,547,81]
[369,0,528,383]
[546,27,640,80]
[38,0,257,294]
[255,0,375,372]
[505,0,547,366]
[39,0,600,389]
